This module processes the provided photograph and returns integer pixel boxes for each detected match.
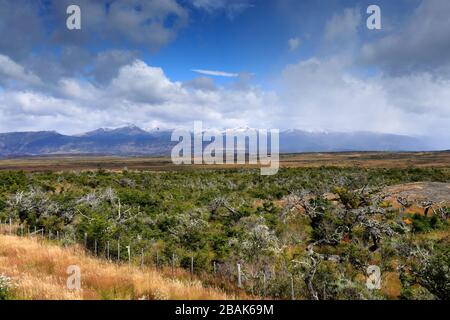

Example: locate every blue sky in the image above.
[0,0,449,149]
[93,0,420,83]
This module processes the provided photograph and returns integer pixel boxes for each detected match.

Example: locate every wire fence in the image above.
[0,218,300,299]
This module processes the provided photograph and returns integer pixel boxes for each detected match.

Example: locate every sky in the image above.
[0,0,449,148]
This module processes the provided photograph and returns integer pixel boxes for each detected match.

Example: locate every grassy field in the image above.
[0,151,449,171]
[0,234,244,300]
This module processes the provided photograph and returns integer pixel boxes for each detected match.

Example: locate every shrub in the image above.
[411,214,447,233]
[0,274,14,300]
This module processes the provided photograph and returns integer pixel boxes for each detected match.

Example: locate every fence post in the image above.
[107,241,110,261]
[237,263,242,288]
[141,248,144,268]
[191,254,194,275]
[290,275,295,300]
[94,239,98,256]
[156,251,159,268]
[172,253,175,276]
[9,217,12,235]
[263,272,267,297]
[213,261,216,274]
[84,233,88,247]
[117,241,120,261]
[127,245,131,265]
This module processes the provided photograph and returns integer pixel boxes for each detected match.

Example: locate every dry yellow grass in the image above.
[0,235,237,300]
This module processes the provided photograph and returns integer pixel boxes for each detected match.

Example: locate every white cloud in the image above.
[0,53,448,149]
[192,69,239,77]
[360,0,450,74]
[0,59,278,134]
[191,0,228,11]
[50,0,189,52]
[183,77,217,91]
[324,7,361,49]
[0,54,41,85]
[58,78,101,101]
[274,56,450,146]
[288,38,301,52]
[0,90,83,118]
[111,60,184,104]
[190,0,253,19]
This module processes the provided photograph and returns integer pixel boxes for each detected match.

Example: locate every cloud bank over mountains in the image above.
[0,0,449,150]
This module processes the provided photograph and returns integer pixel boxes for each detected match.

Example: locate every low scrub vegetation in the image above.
[0,167,449,300]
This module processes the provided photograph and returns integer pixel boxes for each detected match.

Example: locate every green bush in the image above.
[0,274,14,300]
[411,214,447,233]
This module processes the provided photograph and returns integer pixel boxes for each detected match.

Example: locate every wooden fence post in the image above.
[117,241,120,261]
[127,245,131,265]
[172,253,175,276]
[156,251,159,268]
[9,217,12,235]
[263,272,267,297]
[191,254,194,275]
[141,248,144,268]
[107,241,110,261]
[237,263,242,288]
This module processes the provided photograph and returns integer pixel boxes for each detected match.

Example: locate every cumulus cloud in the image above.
[0,0,188,66]
[324,7,361,45]
[90,50,139,84]
[0,0,188,87]
[183,77,217,91]
[0,55,42,86]
[110,61,184,104]
[1,51,449,148]
[275,55,450,147]
[0,0,44,60]
[0,58,278,134]
[360,0,450,75]
[49,0,188,52]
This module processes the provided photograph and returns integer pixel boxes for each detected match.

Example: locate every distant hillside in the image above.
[0,126,174,157]
[279,130,428,153]
[0,125,434,158]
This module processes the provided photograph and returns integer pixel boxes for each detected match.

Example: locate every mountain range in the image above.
[0,125,437,158]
